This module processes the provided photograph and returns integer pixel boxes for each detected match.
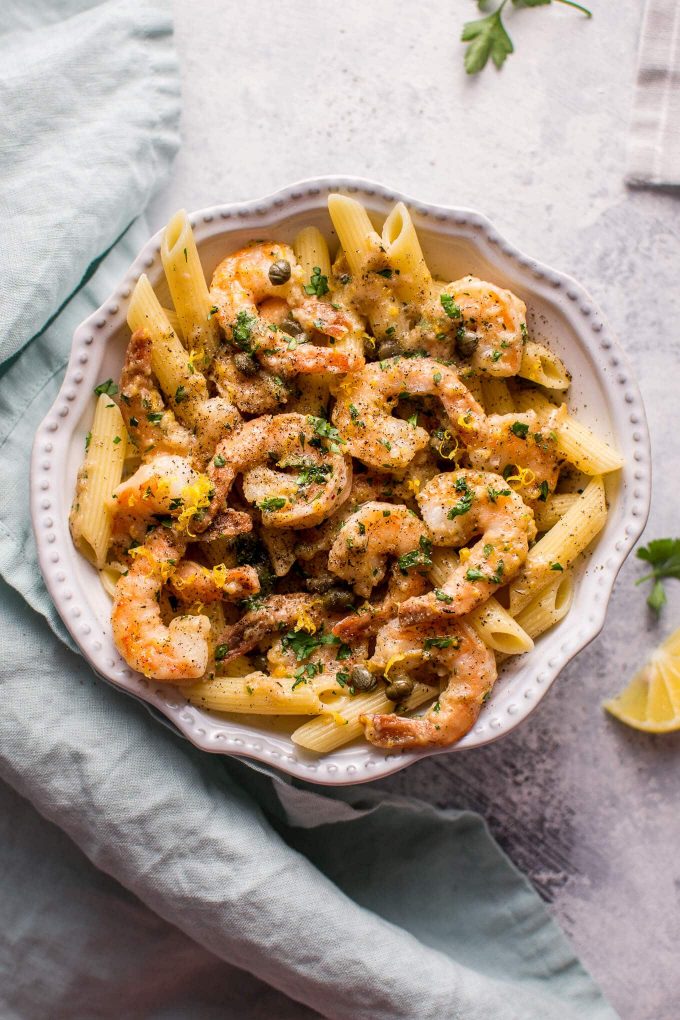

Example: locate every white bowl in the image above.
[31,177,651,785]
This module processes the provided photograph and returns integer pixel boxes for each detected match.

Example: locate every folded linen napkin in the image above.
[627,0,680,187]
[0,2,618,1017]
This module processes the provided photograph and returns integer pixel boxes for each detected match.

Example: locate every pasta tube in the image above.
[381,201,433,302]
[428,549,533,655]
[533,492,579,532]
[481,377,515,415]
[184,672,345,715]
[291,682,437,753]
[508,475,607,615]
[519,341,570,390]
[127,274,208,410]
[294,226,331,280]
[161,210,220,360]
[70,394,127,567]
[514,389,623,475]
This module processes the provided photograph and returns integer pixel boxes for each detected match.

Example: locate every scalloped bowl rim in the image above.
[30,176,651,785]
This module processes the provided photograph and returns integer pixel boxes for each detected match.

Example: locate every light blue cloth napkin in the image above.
[0,2,619,1018]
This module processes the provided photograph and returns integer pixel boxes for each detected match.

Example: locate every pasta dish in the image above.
[70,195,622,753]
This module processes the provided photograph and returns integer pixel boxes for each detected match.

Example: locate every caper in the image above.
[281,316,303,337]
[385,677,415,701]
[268,259,291,286]
[322,588,356,611]
[234,351,258,376]
[250,652,269,673]
[455,329,479,359]
[304,576,336,594]
[377,339,403,360]
[350,665,377,692]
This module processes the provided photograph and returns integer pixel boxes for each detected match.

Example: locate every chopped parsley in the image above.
[146,412,164,425]
[94,379,118,397]
[349,404,365,428]
[214,454,226,467]
[434,588,453,604]
[550,562,564,572]
[112,436,122,445]
[424,636,458,650]
[440,293,461,319]
[433,372,442,384]
[636,538,680,613]
[375,268,393,279]
[258,496,287,512]
[231,310,257,351]
[304,266,329,298]
[214,644,228,661]
[447,479,474,518]
[175,384,188,404]
[183,247,188,263]
[308,415,345,454]
[397,535,433,571]
[84,432,92,451]
[538,480,549,502]
[296,461,333,488]
[510,421,529,439]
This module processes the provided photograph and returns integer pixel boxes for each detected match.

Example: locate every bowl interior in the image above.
[42,181,649,784]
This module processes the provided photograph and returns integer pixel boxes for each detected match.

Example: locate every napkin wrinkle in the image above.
[0,0,180,365]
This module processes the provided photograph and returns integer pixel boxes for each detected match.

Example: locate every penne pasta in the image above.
[481,376,515,415]
[70,394,127,567]
[514,389,624,475]
[99,563,122,599]
[513,571,574,641]
[294,226,332,280]
[161,307,183,341]
[185,672,346,715]
[327,193,382,276]
[291,682,438,753]
[381,201,433,302]
[508,475,607,615]
[428,549,533,655]
[533,492,579,532]
[127,274,208,410]
[519,340,570,390]
[161,210,220,360]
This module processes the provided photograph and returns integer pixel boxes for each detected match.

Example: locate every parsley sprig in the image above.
[462,0,592,76]
[636,539,680,613]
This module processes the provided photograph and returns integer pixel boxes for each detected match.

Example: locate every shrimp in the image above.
[331,563,430,643]
[206,412,352,531]
[120,329,241,467]
[399,469,535,625]
[216,594,323,663]
[438,276,527,378]
[211,348,291,416]
[111,528,210,680]
[119,330,195,462]
[167,561,260,605]
[470,408,565,503]
[210,243,364,377]
[109,455,200,520]
[361,619,497,749]
[332,357,484,472]
[327,501,431,598]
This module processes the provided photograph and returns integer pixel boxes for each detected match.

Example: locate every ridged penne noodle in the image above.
[533,492,579,532]
[381,202,433,302]
[514,571,574,640]
[161,307,183,341]
[161,210,220,360]
[70,395,127,567]
[508,475,607,615]
[99,563,122,598]
[185,672,345,715]
[461,373,483,404]
[294,226,331,280]
[327,193,382,276]
[428,549,533,655]
[514,389,623,475]
[127,275,201,400]
[481,376,515,415]
[291,682,437,753]
[519,340,570,390]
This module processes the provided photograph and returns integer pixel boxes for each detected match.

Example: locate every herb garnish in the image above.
[441,293,461,319]
[94,379,118,397]
[304,266,329,298]
[636,539,680,613]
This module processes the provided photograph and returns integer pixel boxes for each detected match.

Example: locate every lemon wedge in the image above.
[604,626,680,732]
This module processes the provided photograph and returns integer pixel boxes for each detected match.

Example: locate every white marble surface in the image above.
[148,3,680,1018]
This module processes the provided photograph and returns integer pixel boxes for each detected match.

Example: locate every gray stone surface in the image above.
[148,3,680,1017]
